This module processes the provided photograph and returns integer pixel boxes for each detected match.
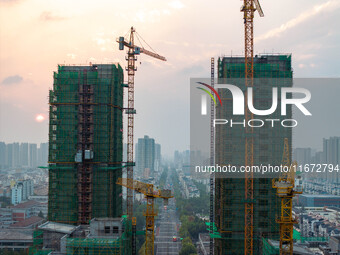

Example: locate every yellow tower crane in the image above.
[240,0,263,254]
[272,138,303,255]
[117,27,166,254]
[117,27,166,218]
[116,178,173,255]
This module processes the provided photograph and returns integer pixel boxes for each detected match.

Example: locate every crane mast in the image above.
[241,0,263,254]
[126,27,135,220]
[242,1,255,254]
[116,178,173,255]
[273,139,302,255]
[117,26,166,255]
[210,57,215,255]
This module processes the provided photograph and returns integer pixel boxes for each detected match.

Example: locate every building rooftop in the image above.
[299,194,340,198]
[11,200,40,209]
[10,216,44,228]
[91,217,122,222]
[331,236,340,241]
[268,239,312,255]
[38,221,78,234]
[0,230,32,240]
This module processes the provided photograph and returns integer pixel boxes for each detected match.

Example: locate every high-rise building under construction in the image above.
[48,64,124,225]
[214,55,293,254]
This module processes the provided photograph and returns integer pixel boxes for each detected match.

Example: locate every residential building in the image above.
[0,142,7,169]
[29,143,37,168]
[48,64,124,224]
[298,194,340,208]
[214,54,293,254]
[20,143,29,167]
[323,137,340,184]
[11,184,23,205]
[11,200,40,222]
[136,135,155,176]
[38,142,48,167]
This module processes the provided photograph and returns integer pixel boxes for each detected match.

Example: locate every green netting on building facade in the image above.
[214,55,293,255]
[48,64,124,224]
[66,216,132,255]
[261,238,279,255]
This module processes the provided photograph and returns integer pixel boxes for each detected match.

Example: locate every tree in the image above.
[179,237,197,255]
[38,211,44,218]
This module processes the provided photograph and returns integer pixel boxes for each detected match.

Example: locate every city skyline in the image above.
[1,0,340,157]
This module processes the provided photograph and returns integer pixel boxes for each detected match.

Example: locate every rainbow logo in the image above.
[196,82,222,115]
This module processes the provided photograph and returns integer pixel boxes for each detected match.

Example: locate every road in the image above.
[155,174,181,254]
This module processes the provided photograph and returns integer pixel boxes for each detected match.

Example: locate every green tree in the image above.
[179,237,197,255]
[38,211,44,218]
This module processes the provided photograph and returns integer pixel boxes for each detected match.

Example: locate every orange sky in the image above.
[0,0,339,156]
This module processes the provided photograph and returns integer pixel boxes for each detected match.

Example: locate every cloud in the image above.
[40,11,66,21]
[0,0,21,3]
[1,75,23,85]
[256,0,340,42]
[66,53,77,59]
[133,7,172,23]
[168,0,184,9]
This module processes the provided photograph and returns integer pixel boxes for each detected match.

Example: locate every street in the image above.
[155,174,181,254]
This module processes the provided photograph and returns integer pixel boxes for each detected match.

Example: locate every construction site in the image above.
[48,64,124,225]
[30,27,172,255]
[214,54,293,255]
[29,0,313,255]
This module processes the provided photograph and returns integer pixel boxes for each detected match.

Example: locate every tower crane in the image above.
[240,0,263,254]
[117,27,166,254]
[273,138,302,255]
[116,178,173,255]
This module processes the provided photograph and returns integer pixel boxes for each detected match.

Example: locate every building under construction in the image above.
[214,54,293,254]
[48,64,124,225]
[29,217,132,255]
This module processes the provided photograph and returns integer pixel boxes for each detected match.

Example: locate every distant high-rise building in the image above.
[215,55,293,254]
[154,143,161,172]
[20,143,29,167]
[174,150,181,169]
[293,148,312,166]
[38,142,48,167]
[136,135,155,176]
[10,179,34,204]
[16,179,34,201]
[5,142,20,168]
[12,143,20,168]
[123,143,127,162]
[0,142,6,169]
[11,184,23,205]
[48,64,123,224]
[6,143,13,168]
[29,143,37,168]
[323,137,340,184]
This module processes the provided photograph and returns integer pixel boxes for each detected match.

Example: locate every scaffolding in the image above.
[66,218,132,255]
[30,217,132,255]
[262,238,279,255]
[48,64,124,225]
[214,55,293,255]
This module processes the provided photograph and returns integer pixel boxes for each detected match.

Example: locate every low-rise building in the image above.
[0,230,33,251]
[9,216,44,230]
[298,194,340,208]
[34,217,130,254]
[11,200,40,222]
[0,208,14,228]
[329,236,340,255]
